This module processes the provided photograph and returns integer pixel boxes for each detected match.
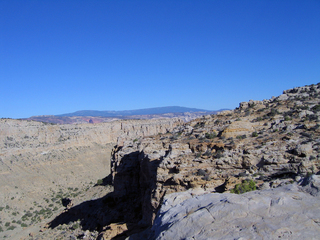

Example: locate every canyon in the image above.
[0,118,182,239]
[1,83,320,239]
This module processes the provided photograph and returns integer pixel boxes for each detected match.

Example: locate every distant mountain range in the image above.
[26,106,228,124]
[57,106,216,117]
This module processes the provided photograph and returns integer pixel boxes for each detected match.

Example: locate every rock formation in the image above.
[146,175,320,240]
[106,83,320,239]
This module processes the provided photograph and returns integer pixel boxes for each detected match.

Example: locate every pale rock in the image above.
[299,110,314,118]
[149,181,320,240]
[278,94,289,101]
[221,121,254,138]
[293,143,313,157]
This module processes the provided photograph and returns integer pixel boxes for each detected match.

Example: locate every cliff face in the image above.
[0,118,182,239]
[109,83,320,238]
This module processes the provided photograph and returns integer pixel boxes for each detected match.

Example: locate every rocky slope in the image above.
[0,118,182,239]
[103,83,320,239]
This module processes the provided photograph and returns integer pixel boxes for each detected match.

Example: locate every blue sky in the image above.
[1,0,319,118]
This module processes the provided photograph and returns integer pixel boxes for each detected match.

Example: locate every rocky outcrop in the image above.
[146,175,320,240]
[220,120,254,138]
[107,83,320,239]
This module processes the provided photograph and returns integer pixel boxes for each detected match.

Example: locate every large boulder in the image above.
[147,176,320,240]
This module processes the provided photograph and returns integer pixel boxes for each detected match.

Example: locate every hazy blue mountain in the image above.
[57,106,217,117]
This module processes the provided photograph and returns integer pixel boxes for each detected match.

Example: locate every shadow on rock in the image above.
[47,150,161,238]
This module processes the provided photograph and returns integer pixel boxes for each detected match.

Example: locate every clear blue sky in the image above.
[1,0,319,118]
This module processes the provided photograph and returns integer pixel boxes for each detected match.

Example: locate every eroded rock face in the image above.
[110,83,320,236]
[220,120,254,138]
[147,176,320,240]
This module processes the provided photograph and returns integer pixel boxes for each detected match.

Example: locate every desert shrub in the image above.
[264,109,279,119]
[251,132,258,137]
[230,180,256,194]
[311,104,320,112]
[71,222,80,230]
[7,225,16,230]
[96,179,103,185]
[5,222,10,227]
[205,132,216,139]
[284,116,292,121]
[254,116,263,121]
[0,207,3,211]
[21,223,28,228]
[306,172,313,177]
[236,135,247,139]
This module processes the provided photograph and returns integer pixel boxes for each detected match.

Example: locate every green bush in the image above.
[251,132,258,137]
[21,223,28,228]
[311,104,320,112]
[284,116,292,121]
[71,222,80,230]
[205,132,217,139]
[96,179,103,185]
[236,135,247,140]
[7,225,16,231]
[230,180,256,194]
[268,109,279,117]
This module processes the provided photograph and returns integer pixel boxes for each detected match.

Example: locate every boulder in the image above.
[148,178,320,240]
